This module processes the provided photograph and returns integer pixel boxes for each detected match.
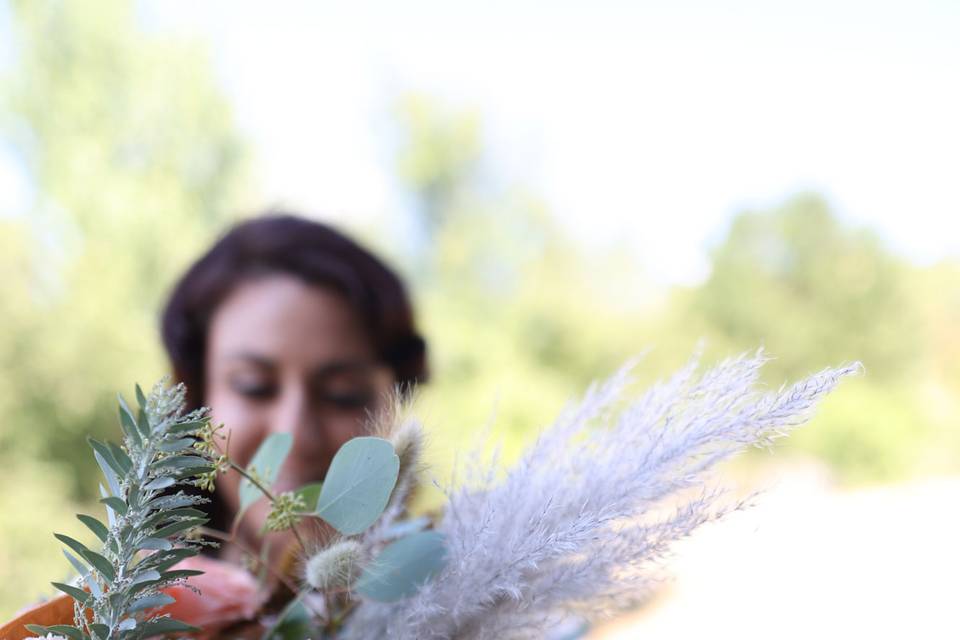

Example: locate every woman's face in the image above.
[205,273,394,543]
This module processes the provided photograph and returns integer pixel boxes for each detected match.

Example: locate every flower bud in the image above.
[304,540,362,591]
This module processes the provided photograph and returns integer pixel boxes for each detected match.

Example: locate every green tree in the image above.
[378,94,652,494]
[1,0,250,487]
[0,0,250,616]
[691,193,919,382]
[688,194,953,482]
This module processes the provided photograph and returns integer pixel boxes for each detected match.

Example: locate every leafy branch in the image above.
[27,381,219,640]
[26,381,446,640]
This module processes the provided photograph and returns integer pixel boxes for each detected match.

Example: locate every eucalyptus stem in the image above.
[228,460,277,502]
[226,460,310,555]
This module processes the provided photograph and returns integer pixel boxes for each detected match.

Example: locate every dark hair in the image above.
[162,213,428,410]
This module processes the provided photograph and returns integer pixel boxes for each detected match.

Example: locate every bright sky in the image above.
[3,1,959,285]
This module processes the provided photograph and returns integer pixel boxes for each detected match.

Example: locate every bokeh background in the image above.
[1,1,957,636]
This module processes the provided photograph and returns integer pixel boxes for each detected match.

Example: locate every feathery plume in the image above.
[304,540,364,591]
[344,349,861,639]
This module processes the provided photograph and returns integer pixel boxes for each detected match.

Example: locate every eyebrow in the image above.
[226,352,378,377]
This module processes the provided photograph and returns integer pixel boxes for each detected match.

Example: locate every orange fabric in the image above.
[0,595,75,640]
[0,556,264,639]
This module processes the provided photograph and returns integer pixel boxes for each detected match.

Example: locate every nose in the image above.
[267,381,322,491]
[270,381,313,438]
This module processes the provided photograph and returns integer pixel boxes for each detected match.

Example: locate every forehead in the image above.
[207,274,374,365]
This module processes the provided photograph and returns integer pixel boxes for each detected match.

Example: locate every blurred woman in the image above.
[161,213,428,569]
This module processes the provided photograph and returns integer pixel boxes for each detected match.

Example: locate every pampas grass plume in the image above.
[344,349,861,640]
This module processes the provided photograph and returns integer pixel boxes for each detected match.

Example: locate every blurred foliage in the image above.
[2,0,960,622]
[690,193,920,383]
[0,0,250,618]
[382,96,960,490]
[0,0,248,487]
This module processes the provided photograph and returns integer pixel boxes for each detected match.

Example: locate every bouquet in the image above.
[1,349,858,639]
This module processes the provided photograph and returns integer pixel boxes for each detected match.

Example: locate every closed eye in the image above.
[231,381,278,401]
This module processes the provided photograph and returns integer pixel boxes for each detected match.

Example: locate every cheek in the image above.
[207,388,268,472]
[288,415,367,478]
[323,415,367,450]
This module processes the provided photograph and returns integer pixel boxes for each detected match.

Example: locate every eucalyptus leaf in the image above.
[63,550,102,598]
[159,437,196,452]
[93,451,121,497]
[239,432,293,511]
[147,493,201,510]
[381,516,432,541]
[47,625,85,640]
[90,622,110,640]
[27,624,84,640]
[127,481,141,508]
[262,594,313,640]
[143,476,175,492]
[84,551,117,582]
[143,507,205,528]
[53,534,94,563]
[153,454,206,470]
[293,482,324,512]
[130,569,162,585]
[141,547,196,572]
[99,496,128,516]
[136,406,151,438]
[172,464,216,478]
[117,618,136,631]
[127,593,176,613]
[53,533,115,582]
[118,394,142,446]
[137,617,199,637]
[99,484,116,527]
[355,531,447,602]
[137,537,173,551]
[77,514,109,542]
[153,517,207,539]
[24,625,51,637]
[51,581,90,605]
[159,568,204,581]
[134,383,147,410]
[316,437,399,535]
[89,438,125,478]
[167,419,207,435]
[62,549,89,576]
[108,441,132,473]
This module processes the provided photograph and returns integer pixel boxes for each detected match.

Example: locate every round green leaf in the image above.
[239,432,293,511]
[293,482,324,512]
[355,531,447,602]
[315,437,399,535]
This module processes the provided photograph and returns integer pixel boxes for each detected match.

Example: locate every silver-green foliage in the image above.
[27,381,217,640]
[238,432,293,512]
[233,420,447,634]
[315,437,400,536]
[245,431,446,605]
[28,382,446,639]
[354,531,447,602]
